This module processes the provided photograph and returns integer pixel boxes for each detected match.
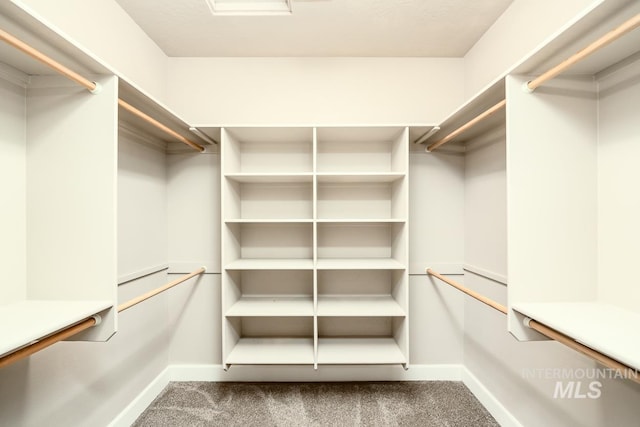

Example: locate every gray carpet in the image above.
[133,381,499,426]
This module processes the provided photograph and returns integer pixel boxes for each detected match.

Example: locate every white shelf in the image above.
[225,259,314,270]
[316,219,406,223]
[316,173,405,183]
[317,296,405,317]
[226,338,315,365]
[226,296,314,317]
[316,258,406,270]
[225,219,313,224]
[513,302,640,371]
[222,126,409,365]
[0,300,112,357]
[317,338,406,364]
[225,173,313,183]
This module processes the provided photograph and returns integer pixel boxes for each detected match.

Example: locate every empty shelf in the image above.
[226,338,315,364]
[317,338,406,364]
[316,259,406,270]
[317,296,405,317]
[316,219,406,223]
[226,296,314,317]
[225,173,313,184]
[316,173,405,183]
[225,259,314,270]
[513,302,640,371]
[0,300,112,357]
[225,219,313,224]
[225,173,313,183]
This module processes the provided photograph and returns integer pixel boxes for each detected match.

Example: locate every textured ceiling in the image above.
[115,0,513,57]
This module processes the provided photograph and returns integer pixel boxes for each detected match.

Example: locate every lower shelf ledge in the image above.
[317,338,406,365]
[513,302,640,371]
[0,300,113,357]
[226,338,315,365]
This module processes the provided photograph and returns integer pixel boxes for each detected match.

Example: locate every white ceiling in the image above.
[115,0,514,57]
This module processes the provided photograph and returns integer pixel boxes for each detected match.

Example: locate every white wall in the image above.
[16,0,169,101]
[166,57,464,125]
[463,0,599,98]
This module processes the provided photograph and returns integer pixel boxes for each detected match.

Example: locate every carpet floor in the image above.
[133,381,499,426]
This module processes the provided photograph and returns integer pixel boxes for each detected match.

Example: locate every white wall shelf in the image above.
[0,300,112,357]
[505,0,640,372]
[514,302,640,371]
[221,126,409,367]
[0,4,120,352]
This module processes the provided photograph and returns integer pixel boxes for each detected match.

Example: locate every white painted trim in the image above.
[166,363,462,382]
[462,367,522,427]
[107,367,171,427]
[118,264,168,285]
[463,264,508,286]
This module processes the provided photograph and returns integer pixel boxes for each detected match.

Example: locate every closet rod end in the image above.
[89,82,102,95]
[522,82,535,93]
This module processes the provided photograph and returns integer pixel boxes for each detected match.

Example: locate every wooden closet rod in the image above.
[0,267,205,369]
[118,100,205,152]
[426,268,507,314]
[0,27,99,92]
[0,27,205,152]
[526,13,640,92]
[0,316,99,369]
[426,100,506,152]
[118,266,206,313]
[426,268,640,383]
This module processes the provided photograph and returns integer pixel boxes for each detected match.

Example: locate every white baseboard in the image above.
[462,367,522,427]
[167,363,463,382]
[107,367,171,427]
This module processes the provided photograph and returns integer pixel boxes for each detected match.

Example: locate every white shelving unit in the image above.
[0,1,216,360]
[221,126,409,368]
[505,0,640,370]
[0,5,118,357]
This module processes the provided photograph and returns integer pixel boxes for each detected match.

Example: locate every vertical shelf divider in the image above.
[312,127,319,369]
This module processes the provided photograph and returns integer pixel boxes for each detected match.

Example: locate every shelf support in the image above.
[426,100,506,152]
[426,268,640,383]
[525,13,640,92]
